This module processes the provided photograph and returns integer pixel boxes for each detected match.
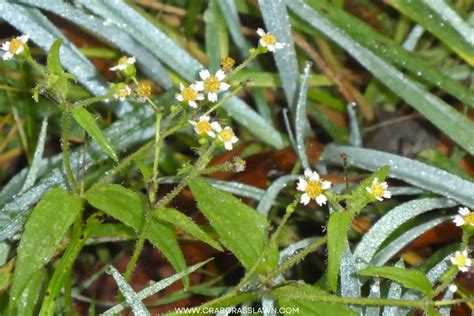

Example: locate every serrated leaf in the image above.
[287,0,474,154]
[321,145,474,208]
[85,184,188,286]
[274,285,358,316]
[189,177,278,274]
[9,188,82,304]
[327,211,353,293]
[46,39,63,74]
[156,208,223,251]
[106,265,149,316]
[72,108,118,162]
[358,266,432,296]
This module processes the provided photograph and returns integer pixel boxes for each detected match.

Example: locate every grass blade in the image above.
[321,145,474,208]
[257,175,299,217]
[287,0,474,154]
[295,62,312,170]
[105,265,149,316]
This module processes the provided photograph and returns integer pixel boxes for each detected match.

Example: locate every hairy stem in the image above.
[61,110,77,192]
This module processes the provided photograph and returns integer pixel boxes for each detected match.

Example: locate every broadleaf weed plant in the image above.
[1,1,474,315]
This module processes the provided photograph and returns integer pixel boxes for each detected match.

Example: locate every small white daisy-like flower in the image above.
[2,35,29,60]
[453,207,474,227]
[366,178,391,202]
[189,115,219,138]
[297,170,332,206]
[256,28,284,52]
[113,84,131,101]
[450,250,472,272]
[110,56,136,71]
[448,284,458,293]
[213,124,238,150]
[175,83,204,108]
[194,69,230,102]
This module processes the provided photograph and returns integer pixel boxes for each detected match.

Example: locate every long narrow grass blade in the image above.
[295,62,312,170]
[258,0,299,106]
[321,145,474,207]
[19,116,48,194]
[287,0,474,154]
[340,248,362,314]
[102,259,211,315]
[257,175,299,217]
[347,104,361,147]
[105,265,149,316]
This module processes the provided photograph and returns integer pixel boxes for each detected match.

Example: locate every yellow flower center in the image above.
[305,180,322,199]
[118,56,129,65]
[221,57,235,72]
[117,87,130,98]
[196,120,212,135]
[262,33,276,46]
[370,184,385,198]
[9,38,23,53]
[180,87,197,101]
[219,129,234,142]
[464,212,474,225]
[204,76,220,93]
[455,255,467,267]
[137,82,152,98]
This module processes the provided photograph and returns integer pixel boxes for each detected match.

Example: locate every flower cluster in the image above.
[1,35,29,61]
[189,115,238,150]
[297,170,331,206]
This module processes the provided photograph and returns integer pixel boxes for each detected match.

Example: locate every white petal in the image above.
[259,39,267,47]
[459,207,470,216]
[460,266,468,272]
[216,69,226,81]
[194,81,204,91]
[257,28,265,36]
[376,196,383,201]
[450,257,456,265]
[207,131,216,138]
[2,52,13,60]
[462,250,468,257]
[188,101,197,108]
[189,120,197,126]
[453,215,465,226]
[208,92,218,102]
[372,178,378,185]
[199,69,210,80]
[211,122,222,132]
[109,65,119,71]
[466,258,472,267]
[1,42,10,51]
[15,46,24,54]
[296,178,307,192]
[315,194,327,206]
[19,35,29,43]
[381,182,388,189]
[219,82,230,91]
[267,45,275,52]
[179,83,185,91]
[224,142,233,150]
[275,42,285,50]
[128,56,136,64]
[383,190,392,199]
[321,180,332,190]
[304,169,313,178]
[308,171,320,181]
[366,187,372,194]
[231,136,239,143]
[196,93,205,101]
[200,115,210,121]
[300,194,310,205]
[175,93,183,101]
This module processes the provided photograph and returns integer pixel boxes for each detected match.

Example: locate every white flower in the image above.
[453,207,474,227]
[214,124,238,150]
[194,69,230,102]
[297,170,331,206]
[448,284,457,293]
[189,115,219,138]
[256,28,284,52]
[110,56,136,71]
[365,178,391,201]
[175,83,204,108]
[450,250,472,272]
[113,84,131,101]
[2,35,29,60]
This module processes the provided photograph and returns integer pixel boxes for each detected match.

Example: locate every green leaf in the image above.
[357,266,433,296]
[295,62,312,171]
[72,108,118,162]
[85,184,188,286]
[345,166,390,214]
[327,211,353,293]
[156,208,223,251]
[321,145,474,208]
[17,269,46,316]
[287,0,474,154]
[189,177,278,274]
[9,188,82,304]
[106,265,150,316]
[386,0,474,66]
[46,39,63,74]
[274,285,358,316]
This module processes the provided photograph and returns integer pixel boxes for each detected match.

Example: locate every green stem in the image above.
[72,94,111,109]
[226,51,259,80]
[262,235,328,284]
[203,82,247,116]
[61,110,77,192]
[26,55,47,77]
[149,112,163,205]
[231,196,301,295]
